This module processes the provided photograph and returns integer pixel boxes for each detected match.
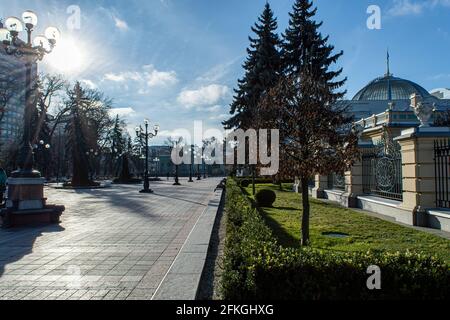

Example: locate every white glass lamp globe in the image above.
[44,26,60,44]
[0,28,11,43]
[22,11,38,27]
[5,17,23,32]
[33,35,50,50]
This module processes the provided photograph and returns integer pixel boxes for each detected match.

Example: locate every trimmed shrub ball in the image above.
[240,179,250,188]
[255,189,276,207]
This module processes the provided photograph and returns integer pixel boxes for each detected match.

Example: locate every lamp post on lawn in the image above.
[135,120,159,193]
[0,11,64,227]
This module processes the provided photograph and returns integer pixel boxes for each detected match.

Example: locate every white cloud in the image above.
[388,0,424,16]
[143,65,178,88]
[103,65,178,92]
[178,84,229,108]
[109,107,136,117]
[388,0,450,16]
[80,79,97,89]
[113,16,129,31]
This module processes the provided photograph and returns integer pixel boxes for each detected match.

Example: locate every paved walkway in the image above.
[0,178,221,300]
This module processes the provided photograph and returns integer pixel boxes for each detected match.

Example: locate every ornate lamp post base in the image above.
[0,177,65,228]
[10,169,42,178]
[139,188,154,194]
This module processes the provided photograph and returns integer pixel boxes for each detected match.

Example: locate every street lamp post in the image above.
[135,120,159,194]
[153,157,160,178]
[185,148,194,182]
[86,149,99,181]
[202,155,207,179]
[0,13,60,178]
[33,140,50,179]
[0,11,64,227]
[172,139,181,186]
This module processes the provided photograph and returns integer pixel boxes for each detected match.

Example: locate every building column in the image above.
[343,159,364,208]
[312,174,327,199]
[395,127,450,226]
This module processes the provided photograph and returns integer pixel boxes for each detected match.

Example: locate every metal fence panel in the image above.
[434,139,450,209]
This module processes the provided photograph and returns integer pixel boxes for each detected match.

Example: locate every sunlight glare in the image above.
[47,37,85,74]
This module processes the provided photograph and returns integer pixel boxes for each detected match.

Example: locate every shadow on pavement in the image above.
[0,225,65,278]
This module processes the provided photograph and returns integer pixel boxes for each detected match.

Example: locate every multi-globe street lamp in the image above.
[172,139,182,186]
[0,11,64,227]
[33,139,50,178]
[135,119,159,194]
[85,149,99,181]
[185,148,194,182]
[0,11,60,178]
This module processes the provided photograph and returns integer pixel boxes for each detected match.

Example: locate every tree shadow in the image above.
[273,206,298,211]
[0,224,65,278]
[259,210,301,249]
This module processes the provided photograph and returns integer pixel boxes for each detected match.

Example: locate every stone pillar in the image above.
[343,159,364,208]
[312,174,327,199]
[395,127,450,226]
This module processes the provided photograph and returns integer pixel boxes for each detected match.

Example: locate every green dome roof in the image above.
[353,75,431,101]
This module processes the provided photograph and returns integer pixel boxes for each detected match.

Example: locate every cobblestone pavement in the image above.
[0,178,221,300]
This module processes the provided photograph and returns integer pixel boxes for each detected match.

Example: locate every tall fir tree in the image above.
[269,0,358,246]
[66,82,92,186]
[223,2,281,130]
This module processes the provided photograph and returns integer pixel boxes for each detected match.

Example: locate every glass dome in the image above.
[353,75,431,101]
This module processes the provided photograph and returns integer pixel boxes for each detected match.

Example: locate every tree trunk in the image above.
[301,176,310,246]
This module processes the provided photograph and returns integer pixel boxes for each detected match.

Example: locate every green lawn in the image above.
[244,183,450,264]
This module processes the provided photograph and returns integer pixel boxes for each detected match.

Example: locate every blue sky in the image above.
[3,0,450,142]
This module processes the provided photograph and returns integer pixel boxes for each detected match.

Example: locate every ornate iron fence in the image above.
[434,139,450,208]
[362,134,403,201]
[328,173,345,191]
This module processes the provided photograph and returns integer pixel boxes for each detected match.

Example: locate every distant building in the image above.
[0,33,37,149]
[430,88,450,100]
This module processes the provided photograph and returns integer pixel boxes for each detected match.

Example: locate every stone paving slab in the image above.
[0,178,222,300]
[152,189,223,300]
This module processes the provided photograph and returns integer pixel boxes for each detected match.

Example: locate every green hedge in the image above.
[221,179,450,300]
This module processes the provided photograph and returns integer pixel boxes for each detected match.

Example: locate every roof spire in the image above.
[386,49,392,100]
[386,49,391,77]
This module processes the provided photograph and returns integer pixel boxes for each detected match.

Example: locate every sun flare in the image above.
[46,37,85,74]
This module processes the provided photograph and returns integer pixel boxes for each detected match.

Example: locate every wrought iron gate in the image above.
[434,139,450,208]
[362,134,403,201]
[328,173,345,191]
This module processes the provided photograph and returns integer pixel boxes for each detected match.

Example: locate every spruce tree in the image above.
[223,2,281,130]
[268,0,358,246]
[66,82,91,187]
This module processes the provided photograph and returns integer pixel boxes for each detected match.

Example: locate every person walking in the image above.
[0,168,7,207]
